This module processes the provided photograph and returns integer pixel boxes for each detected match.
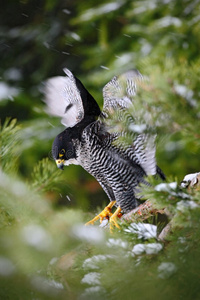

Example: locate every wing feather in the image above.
[102,69,157,176]
[102,69,143,114]
[44,69,84,128]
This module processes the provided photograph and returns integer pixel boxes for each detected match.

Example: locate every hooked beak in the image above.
[56,159,65,170]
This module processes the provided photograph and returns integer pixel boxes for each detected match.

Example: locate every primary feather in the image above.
[102,70,142,114]
[44,69,84,127]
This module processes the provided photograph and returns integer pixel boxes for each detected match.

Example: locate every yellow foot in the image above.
[110,207,122,231]
[85,201,116,226]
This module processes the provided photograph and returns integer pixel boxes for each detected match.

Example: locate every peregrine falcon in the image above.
[44,69,165,228]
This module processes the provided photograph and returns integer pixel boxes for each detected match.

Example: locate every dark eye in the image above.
[59,149,65,156]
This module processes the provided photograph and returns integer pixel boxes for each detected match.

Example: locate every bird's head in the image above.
[52,129,78,170]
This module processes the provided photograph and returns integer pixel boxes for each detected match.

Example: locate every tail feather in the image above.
[156,166,166,181]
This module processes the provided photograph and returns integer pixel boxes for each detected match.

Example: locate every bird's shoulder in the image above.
[81,120,115,147]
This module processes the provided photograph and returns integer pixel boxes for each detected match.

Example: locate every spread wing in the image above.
[102,70,157,176]
[102,69,143,115]
[44,68,84,128]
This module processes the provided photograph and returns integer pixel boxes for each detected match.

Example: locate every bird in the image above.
[44,68,165,229]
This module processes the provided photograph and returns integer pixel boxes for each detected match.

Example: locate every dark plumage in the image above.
[44,69,165,225]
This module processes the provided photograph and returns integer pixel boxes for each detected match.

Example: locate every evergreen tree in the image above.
[0,0,200,299]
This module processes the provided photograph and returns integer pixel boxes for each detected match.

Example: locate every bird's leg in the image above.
[110,206,122,231]
[85,201,116,225]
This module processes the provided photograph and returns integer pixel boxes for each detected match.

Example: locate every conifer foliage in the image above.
[0,0,200,299]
